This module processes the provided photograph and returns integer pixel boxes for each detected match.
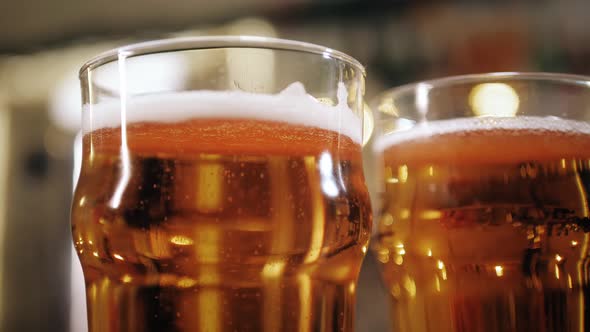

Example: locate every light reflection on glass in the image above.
[108,52,133,209]
[377,248,390,264]
[469,83,519,117]
[400,209,410,219]
[261,259,285,280]
[403,276,417,298]
[363,102,374,146]
[170,235,194,246]
[297,273,312,331]
[197,162,223,212]
[421,210,442,220]
[377,98,396,115]
[303,155,326,264]
[319,152,340,198]
[386,177,400,184]
[415,83,432,119]
[382,213,394,226]
[398,165,408,183]
[495,265,504,277]
[177,277,197,288]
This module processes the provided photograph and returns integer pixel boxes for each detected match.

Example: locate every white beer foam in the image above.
[374,116,590,152]
[83,82,362,144]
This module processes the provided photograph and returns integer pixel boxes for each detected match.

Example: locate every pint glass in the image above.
[371,73,590,331]
[72,36,371,332]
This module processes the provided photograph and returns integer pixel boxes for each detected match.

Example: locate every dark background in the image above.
[0,0,589,331]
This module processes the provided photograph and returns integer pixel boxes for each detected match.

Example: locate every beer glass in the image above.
[371,73,590,332]
[72,36,371,332]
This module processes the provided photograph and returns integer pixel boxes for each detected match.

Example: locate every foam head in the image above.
[83,82,362,144]
[375,116,590,152]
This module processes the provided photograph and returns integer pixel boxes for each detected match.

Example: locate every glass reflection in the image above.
[469,83,519,117]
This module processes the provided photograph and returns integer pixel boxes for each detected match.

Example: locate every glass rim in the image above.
[373,72,590,107]
[79,35,365,78]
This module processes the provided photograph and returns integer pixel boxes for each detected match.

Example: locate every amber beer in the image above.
[373,117,590,332]
[72,110,371,331]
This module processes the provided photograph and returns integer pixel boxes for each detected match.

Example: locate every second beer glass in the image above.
[72,37,371,332]
[372,73,590,332]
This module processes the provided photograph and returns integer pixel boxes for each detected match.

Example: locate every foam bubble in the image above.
[83,82,362,143]
[374,116,590,152]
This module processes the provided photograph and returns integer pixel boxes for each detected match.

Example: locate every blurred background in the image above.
[1,0,589,331]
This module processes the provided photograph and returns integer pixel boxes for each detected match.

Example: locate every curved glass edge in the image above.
[371,72,590,112]
[79,35,365,78]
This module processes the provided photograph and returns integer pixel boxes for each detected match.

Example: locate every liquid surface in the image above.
[73,119,371,332]
[373,117,590,332]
